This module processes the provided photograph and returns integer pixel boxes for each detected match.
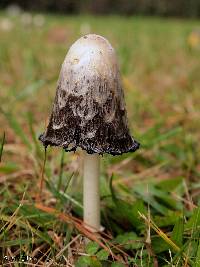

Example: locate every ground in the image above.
[0,13,200,266]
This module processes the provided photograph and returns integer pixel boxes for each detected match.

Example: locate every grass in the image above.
[0,12,200,266]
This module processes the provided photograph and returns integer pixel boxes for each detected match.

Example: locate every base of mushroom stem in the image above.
[84,224,105,233]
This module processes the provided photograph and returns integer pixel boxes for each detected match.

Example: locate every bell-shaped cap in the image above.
[39,34,139,155]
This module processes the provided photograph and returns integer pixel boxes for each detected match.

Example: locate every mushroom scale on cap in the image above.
[39,34,140,155]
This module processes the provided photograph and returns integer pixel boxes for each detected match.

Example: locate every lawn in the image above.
[0,13,200,266]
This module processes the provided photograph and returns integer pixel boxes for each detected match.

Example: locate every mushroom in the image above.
[39,34,140,232]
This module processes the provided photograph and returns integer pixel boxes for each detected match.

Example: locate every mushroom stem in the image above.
[83,151,100,232]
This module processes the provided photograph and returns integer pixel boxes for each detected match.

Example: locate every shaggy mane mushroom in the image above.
[39,34,140,232]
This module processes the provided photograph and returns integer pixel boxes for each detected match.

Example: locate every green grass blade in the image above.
[0,132,5,162]
[0,238,39,247]
[142,126,182,149]
[109,174,118,202]
[0,109,31,150]
[57,149,65,191]
[195,239,200,267]
[27,112,43,158]
[171,217,184,248]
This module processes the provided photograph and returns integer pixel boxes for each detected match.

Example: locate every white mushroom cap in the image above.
[39,34,139,155]
[58,34,123,120]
